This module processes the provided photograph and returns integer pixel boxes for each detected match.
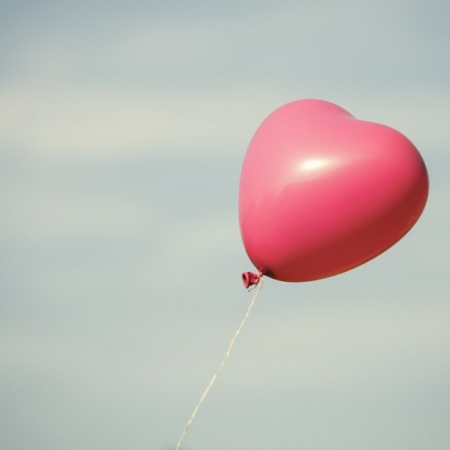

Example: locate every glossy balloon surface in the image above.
[239,99,429,282]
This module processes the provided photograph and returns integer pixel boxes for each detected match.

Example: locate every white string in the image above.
[175,277,264,450]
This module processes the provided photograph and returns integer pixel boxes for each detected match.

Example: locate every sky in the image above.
[0,1,449,449]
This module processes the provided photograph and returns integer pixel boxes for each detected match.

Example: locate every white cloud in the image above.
[1,0,448,167]
[1,80,448,167]
[3,298,447,400]
[0,82,279,164]
[138,210,239,290]
[164,299,450,397]
[0,185,157,242]
[0,3,448,449]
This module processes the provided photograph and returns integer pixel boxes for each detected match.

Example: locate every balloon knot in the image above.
[242,271,263,289]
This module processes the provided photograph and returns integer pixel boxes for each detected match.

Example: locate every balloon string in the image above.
[175,277,265,450]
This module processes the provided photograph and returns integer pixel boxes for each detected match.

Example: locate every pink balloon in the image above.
[239,99,429,286]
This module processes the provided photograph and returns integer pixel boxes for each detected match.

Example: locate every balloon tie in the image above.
[175,276,264,450]
[242,270,263,289]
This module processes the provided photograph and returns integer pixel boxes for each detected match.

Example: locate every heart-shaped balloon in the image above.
[239,99,428,285]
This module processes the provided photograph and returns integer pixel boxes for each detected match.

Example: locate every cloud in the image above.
[0,184,157,242]
[1,0,449,167]
[139,210,239,291]
[0,3,448,449]
[1,80,448,167]
[158,298,450,399]
[3,296,447,399]
[0,82,279,164]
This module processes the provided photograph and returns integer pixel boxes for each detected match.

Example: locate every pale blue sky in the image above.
[0,1,449,449]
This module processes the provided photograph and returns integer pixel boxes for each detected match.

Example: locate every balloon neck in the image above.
[242,271,263,289]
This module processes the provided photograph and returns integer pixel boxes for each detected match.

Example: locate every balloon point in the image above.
[242,271,261,289]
